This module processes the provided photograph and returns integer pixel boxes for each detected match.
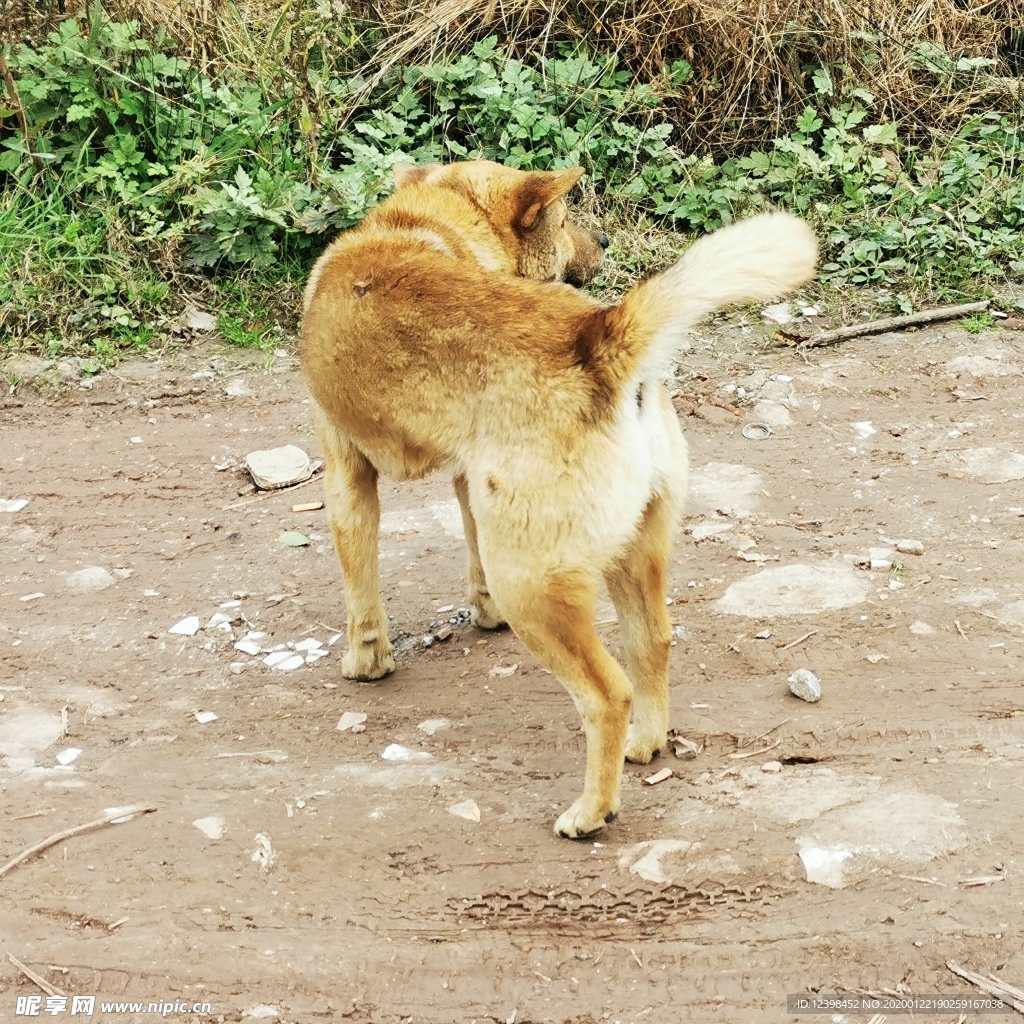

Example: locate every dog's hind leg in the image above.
[495,570,632,838]
[453,471,507,630]
[604,494,678,764]
[314,407,395,681]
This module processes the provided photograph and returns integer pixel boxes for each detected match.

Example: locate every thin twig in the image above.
[0,805,157,881]
[316,621,345,635]
[7,954,65,997]
[748,718,792,745]
[221,470,323,510]
[780,629,818,651]
[954,620,968,639]
[798,301,990,349]
[728,738,780,760]
[946,960,1024,1014]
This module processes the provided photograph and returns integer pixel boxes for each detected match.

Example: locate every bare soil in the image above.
[1,323,1023,1023]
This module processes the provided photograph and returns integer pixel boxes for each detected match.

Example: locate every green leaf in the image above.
[796,108,824,135]
[811,67,833,97]
[863,123,898,146]
[279,531,310,547]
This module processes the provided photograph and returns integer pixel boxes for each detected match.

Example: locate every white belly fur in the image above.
[469,381,689,576]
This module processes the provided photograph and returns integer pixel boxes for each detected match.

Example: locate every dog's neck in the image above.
[365,186,514,274]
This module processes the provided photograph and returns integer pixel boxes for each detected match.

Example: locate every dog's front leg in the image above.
[314,409,395,681]
[452,471,507,630]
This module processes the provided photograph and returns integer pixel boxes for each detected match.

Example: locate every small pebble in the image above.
[448,799,481,822]
[895,539,924,555]
[760,760,782,773]
[788,668,822,703]
[337,711,368,732]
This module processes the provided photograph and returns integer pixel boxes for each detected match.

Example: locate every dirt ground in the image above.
[1,318,1023,1024]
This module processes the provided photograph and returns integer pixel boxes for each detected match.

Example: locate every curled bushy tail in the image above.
[588,213,818,386]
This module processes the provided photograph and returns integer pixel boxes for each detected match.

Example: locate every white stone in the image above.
[798,845,853,888]
[242,1006,279,1021]
[184,308,216,331]
[418,718,450,735]
[193,816,225,840]
[194,711,218,724]
[381,744,432,763]
[619,840,693,883]
[0,499,29,513]
[263,651,304,672]
[245,445,313,490]
[749,399,793,427]
[761,302,793,324]
[788,669,822,702]
[169,616,200,636]
[448,799,481,822]
[895,539,924,555]
[690,520,735,542]
[909,621,935,635]
[337,712,367,732]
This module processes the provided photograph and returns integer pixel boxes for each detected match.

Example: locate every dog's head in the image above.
[393,160,607,285]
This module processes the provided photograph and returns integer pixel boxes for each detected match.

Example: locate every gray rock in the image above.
[3,355,55,381]
[245,445,312,490]
[184,308,216,331]
[788,668,822,703]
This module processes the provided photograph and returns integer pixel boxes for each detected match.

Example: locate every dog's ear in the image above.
[515,167,585,231]
[393,163,439,189]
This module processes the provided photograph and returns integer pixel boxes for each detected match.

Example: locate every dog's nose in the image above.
[596,231,610,249]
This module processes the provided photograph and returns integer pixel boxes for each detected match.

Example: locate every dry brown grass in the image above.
[11,0,1024,151]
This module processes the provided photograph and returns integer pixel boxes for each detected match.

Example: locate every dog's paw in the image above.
[554,795,619,839]
[624,722,665,765]
[469,593,507,631]
[341,640,395,681]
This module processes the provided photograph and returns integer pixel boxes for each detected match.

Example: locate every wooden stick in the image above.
[946,960,1024,1014]
[0,804,157,880]
[798,301,990,349]
[728,738,781,760]
[7,954,65,997]
[780,630,818,651]
[0,53,44,174]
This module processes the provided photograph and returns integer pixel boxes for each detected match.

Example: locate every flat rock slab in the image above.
[952,446,1024,484]
[66,565,116,592]
[688,462,763,514]
[716,561,868,617]
[797,788,964,888]
[245,445,312,490]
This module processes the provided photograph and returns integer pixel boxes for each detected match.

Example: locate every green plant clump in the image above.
[1,12,1022,358]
